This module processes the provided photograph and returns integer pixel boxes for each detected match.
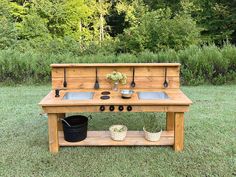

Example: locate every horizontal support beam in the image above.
[42,105,189,113]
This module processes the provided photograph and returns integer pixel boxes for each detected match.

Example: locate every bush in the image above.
[178,44,235,85]
[0,44,235,85]
[118,8,201,53]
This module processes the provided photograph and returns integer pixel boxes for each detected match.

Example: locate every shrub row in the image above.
[0,44,235,85]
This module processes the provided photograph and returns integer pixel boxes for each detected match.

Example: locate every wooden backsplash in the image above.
[51,63,180,89]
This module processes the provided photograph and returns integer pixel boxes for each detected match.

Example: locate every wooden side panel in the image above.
[174,112,184,151]
[51,65,180,89]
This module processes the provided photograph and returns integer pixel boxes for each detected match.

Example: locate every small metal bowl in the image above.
[120,90,134,98]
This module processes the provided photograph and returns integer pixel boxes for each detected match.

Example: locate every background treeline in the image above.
[0,0,236,85]
[0,44,236,85]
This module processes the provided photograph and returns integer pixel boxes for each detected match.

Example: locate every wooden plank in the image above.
[58,131,174,146]
[51,76,180,89]
[52,67,180,78]
[42,105,189,113]
[48,113,59,153]
[166,112,174,131]
[51,63,181,67]
[174,112,184,151]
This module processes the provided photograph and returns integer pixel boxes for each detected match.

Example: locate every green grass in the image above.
[0,85,235,176]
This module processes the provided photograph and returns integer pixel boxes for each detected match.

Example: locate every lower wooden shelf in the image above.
[58,131,174,146]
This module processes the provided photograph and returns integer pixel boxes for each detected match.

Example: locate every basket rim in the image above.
[109,125,128,132]
[143,127,162,134]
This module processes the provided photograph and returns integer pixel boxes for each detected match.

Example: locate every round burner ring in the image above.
[101,91,110,95]
[100,96,110,100]
[122,96,131,99]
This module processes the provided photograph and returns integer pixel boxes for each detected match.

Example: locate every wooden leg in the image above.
[166,112,174,131]
[57,113,65,131]
[174,112,184,152]
[48,113,59,153]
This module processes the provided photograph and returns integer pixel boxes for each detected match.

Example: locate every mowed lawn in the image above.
[0,85,235,177]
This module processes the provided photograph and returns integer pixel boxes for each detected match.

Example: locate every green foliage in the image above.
[0,44,235,85]
[0,0,236,86]
[17,12,50,40]
[0,17,17,49]
[143,113,165,132]
[1,0,236,52]
[143,0,236,45]
[119,8,201,53]
[0,0,17,49]
[112,125,126,132]
[221,43,236,71]
[179,44,236,85]
[106,71,127,84]
[195,1,235,44]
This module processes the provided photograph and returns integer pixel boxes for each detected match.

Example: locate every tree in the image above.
[64,0,94,42]
[95,0,110,43]
[119,8,201,52]
[0,0,17,49]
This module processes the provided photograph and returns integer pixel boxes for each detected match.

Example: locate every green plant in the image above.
[106,71,127,84]
[143,113,164,133]
[113,126,126,132]
[0,44,236,85]
[119,8,201,53]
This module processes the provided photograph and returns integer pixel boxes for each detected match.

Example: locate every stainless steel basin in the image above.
[138,92,169,100]
[63,92,94,100]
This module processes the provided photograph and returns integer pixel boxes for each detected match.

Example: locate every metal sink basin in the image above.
[138,92,169,100]
[63,92,94,100]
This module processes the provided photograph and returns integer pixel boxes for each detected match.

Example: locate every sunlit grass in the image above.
[0,85,235,176]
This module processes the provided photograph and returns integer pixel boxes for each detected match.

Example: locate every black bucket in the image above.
[62,115,90,142]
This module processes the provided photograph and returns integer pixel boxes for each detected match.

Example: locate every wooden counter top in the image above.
[39,89,192,107]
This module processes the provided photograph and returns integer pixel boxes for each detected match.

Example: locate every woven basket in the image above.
[143,127,162,142]
[109,125,127,141]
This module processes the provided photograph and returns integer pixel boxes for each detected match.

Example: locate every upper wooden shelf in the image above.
[51,63,181,67]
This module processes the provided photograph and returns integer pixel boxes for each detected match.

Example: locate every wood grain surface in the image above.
[58,131,174,146]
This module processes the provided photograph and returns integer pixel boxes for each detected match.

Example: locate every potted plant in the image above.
[106,71,127,91]
[109,125,128,141]
[143,113,163,142]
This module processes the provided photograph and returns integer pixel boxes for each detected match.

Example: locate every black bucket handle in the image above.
[61,119,71,127]
[60,115,92,126]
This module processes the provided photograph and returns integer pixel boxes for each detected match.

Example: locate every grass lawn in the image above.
[0,85,235,177]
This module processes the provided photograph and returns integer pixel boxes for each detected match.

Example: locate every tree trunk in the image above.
[79,20,82,41]
[100,13,104,43]
[99,0,104,44]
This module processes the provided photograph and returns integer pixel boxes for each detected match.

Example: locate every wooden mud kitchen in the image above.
[39,63,192,153]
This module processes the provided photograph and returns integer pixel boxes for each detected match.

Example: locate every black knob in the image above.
[118,106,124,111]
[55,89,60,97]
[127,105,132,111]
[109,105,115,111]
[100,105,105,111]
